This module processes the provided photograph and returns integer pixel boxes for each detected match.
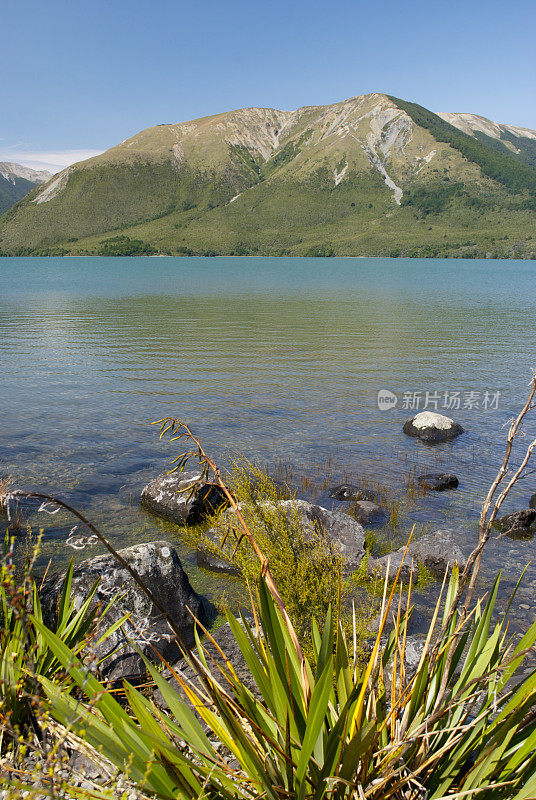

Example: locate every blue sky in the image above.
[2,0,535,171]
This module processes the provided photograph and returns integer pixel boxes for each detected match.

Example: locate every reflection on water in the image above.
[1,256,536,621]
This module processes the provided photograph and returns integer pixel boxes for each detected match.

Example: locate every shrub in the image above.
[302,243,335,257]
[202,460,374,647]
[96,235,157,256]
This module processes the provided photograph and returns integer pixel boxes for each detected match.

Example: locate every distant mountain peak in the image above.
[0,161,54,216]
[438,112,536,141]
[0,162,53,185]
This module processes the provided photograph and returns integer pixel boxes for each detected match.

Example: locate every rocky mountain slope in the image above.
[0,162,52,216]
[438,112,536,167]
[1,94,535,258]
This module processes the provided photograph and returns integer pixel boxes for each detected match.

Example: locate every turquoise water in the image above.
[1,256,536,618]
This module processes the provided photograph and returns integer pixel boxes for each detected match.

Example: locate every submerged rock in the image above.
[141,470,228,525]
[350,500,387,526]
[403,412,464,444]
[41,541,206,682]
[495,509,536,539]
[329,484,375,502]
[417,473,459,491]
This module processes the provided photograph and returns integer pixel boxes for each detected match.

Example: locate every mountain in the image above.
[1,93,535,259]
[438,113,536,168]
[0,162,52,216]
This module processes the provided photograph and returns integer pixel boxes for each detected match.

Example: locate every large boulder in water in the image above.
[41,541,206,682]
[403,412,464,444]
[277,500,366,568]
[494,509,536,539]
[417,473,459,491]
[141,470,228,525]
[367,550,419,584]
[369,530,466,582]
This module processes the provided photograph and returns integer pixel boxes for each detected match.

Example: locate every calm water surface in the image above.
[1,256,536,620]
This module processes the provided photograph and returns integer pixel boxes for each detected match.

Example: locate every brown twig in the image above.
[155,417,312,701]
[449,371,536,624]
[0,489,196,657]
[431,370,536,709]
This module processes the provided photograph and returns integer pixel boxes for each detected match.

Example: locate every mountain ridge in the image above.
[0,162,52,216]
[1,93,535,259]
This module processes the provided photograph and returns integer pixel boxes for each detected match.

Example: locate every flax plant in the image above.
[31,560,536,800]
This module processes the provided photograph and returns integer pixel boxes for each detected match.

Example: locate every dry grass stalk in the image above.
[155,417,312,700]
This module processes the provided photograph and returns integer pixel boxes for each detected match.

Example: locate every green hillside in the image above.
[1,94,535,259]
[0,175,35,215]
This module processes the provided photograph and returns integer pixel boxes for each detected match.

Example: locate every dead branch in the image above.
[155,417,312,701]
[432,370,536,709]
[460,370,536,613]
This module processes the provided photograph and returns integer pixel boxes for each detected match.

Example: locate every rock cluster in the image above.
[494,509,536,539]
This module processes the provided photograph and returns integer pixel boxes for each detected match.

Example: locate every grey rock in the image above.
[203,499,366,573]
[406,529,467,579]
[141,470,229,525]
[141,470,201,524]
[367,550,419,584]
[417,473,459,491]
[382,635,426,681]
[329,484,375,502]
[273,499,366,569]
[351,500,387,526]
[404,637,426,672]
[403,411,464,444]
[495,509,536,540]
[68,752,104,781]
[41,541,206,682]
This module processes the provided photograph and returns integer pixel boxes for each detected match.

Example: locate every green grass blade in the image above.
[295,656,333,799]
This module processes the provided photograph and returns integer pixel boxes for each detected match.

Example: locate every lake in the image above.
[1,256,536,622]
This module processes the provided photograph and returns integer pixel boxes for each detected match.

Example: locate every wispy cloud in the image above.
[0,148,104,173]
